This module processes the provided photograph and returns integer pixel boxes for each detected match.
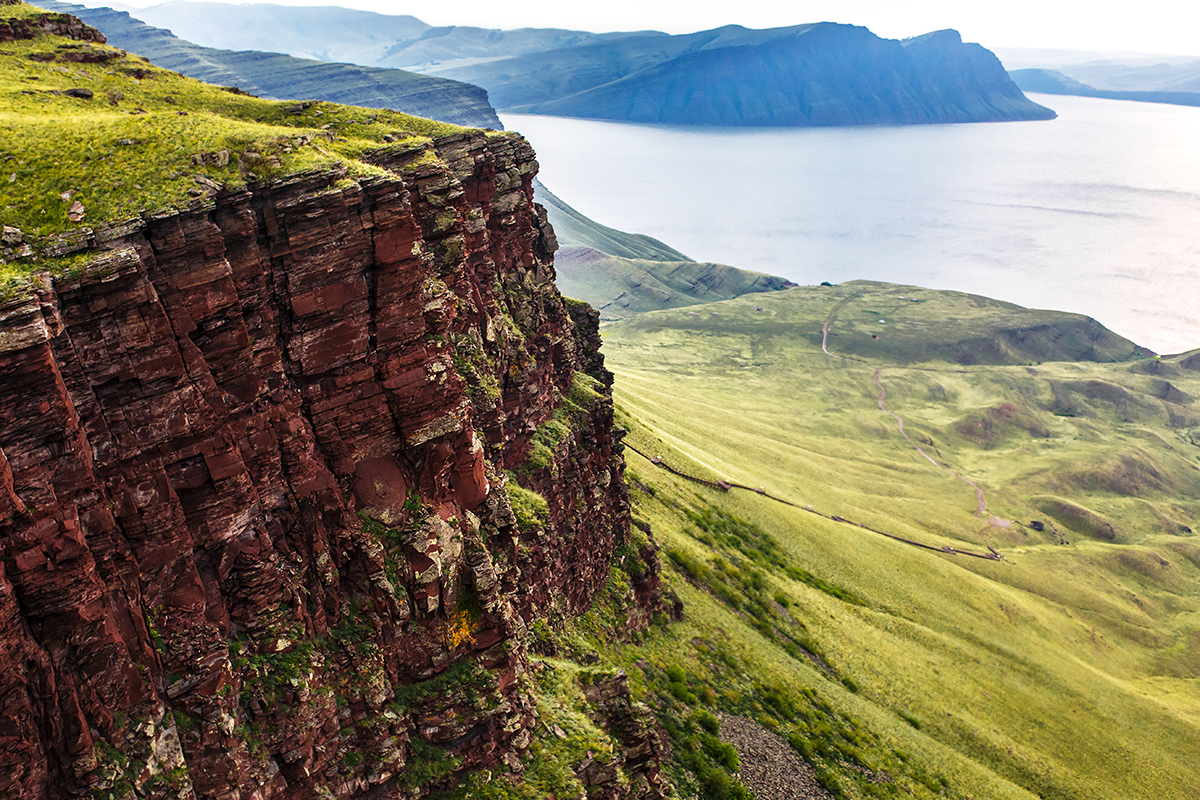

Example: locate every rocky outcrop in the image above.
[0,129,637,798]
[0,0,106,43]
[719,715,832,800]
[577,670,671,799]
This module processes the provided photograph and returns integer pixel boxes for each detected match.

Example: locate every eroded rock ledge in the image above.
[0,130,647,798]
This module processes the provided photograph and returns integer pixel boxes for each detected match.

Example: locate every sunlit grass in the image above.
[1,2,475,286]
[601,281,1200,799]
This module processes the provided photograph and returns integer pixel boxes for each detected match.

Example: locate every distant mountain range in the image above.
[1006,54,1200,110]
[1049,59,1200,93]
[39,1,502,128]
[100,1,1054,127]
[1010,68,1200,109]
[116,0,658,72]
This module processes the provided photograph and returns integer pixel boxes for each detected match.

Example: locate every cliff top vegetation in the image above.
[0,2,486,290]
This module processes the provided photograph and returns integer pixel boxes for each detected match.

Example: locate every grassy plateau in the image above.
[0,1,475,293]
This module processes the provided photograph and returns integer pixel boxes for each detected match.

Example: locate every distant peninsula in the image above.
[1010,68,1200,109]
[444,25,1056,127]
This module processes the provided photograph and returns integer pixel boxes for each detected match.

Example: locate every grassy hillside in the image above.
[554,246,796,321]
[597,281,1200,799]
[533,179,690,262]
[37,1,503,128]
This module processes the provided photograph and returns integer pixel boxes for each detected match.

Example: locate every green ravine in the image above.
[600,281,1200,800]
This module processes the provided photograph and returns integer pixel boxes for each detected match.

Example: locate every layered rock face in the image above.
[0,130,635,798]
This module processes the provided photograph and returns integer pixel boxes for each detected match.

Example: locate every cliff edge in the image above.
[0,5,661,798]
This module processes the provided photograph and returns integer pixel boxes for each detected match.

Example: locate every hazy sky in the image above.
[107,0,1200,55]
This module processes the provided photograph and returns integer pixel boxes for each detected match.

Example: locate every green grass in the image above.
[503,475,549,533]
[433,658,642,800]
[0,2,476,288]
[597,281,1200,799]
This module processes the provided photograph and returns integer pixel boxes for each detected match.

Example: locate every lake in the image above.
[502,95,1200,355]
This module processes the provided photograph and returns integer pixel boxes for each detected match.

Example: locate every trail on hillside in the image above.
[873,368,988,517]
[822,297,989,518]
[625,442,1003,561]
[821,289,865,358]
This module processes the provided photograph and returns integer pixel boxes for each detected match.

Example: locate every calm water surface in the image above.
[503,95,1200,354]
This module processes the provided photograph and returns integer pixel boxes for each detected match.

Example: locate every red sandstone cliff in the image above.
[0,129,643,798]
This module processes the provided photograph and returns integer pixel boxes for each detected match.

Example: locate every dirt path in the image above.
[720,715,833,800]
[821,290,865,359]
[820,294,988,518]
[625,442,1003,561]
[872,368,987,517]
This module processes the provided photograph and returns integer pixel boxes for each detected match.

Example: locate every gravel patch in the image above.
[719,715,833,800]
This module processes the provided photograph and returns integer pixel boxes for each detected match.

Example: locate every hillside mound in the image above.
[534,179,690,262]
[555,247,796,320]
[610,280,1146,366]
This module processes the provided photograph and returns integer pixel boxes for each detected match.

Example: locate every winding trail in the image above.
[821,290,865,359]
[625,442,1003,562]
[821,294,990,518]
[872,368,987,517]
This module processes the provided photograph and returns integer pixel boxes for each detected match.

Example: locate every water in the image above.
[502,95,1200,354]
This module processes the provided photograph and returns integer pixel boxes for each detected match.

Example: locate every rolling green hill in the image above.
[535,181,798,318]
[598,280,1200,799]
[554,246,796,320]
[533,179,690,262]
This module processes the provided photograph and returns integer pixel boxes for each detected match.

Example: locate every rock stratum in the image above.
[0,71,663,798]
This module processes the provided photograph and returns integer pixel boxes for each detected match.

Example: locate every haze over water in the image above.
[505,94,1200,354]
